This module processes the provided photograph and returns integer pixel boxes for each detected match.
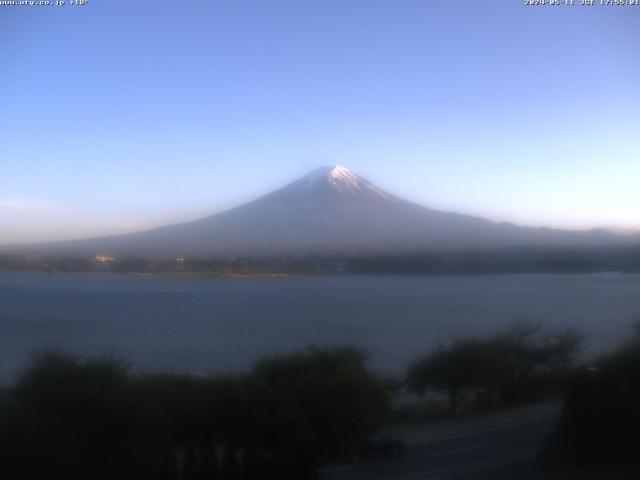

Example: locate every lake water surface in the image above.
[1,272,639,379]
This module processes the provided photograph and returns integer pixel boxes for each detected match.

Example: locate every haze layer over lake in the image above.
[1,272,639,379]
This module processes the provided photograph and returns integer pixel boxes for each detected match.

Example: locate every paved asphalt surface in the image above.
[319,411,559,480]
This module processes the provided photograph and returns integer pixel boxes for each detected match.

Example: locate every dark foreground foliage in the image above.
[0,346,390,480]
[406,323,582,416]
[549,324,640,469]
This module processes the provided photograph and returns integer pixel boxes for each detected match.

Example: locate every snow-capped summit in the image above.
[302,165,361,187]
[299,165,389,198]
[327,165,359,188]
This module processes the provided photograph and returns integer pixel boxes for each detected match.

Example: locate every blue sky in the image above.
[1,0,639,244]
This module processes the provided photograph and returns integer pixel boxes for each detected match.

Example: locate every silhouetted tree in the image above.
[407,338,499,416]
[491,323,582,404]
[246,346,391,478]
[0,346,390,479]
[554,324,640,467]
[407,323,582,415]
[9,350,131,478]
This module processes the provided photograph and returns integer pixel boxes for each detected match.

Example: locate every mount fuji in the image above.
[9,166,638,258]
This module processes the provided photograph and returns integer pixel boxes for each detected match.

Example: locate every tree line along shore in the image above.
[2,247,640,276]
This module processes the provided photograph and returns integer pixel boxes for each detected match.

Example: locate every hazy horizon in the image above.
[2,164,639,248]
[2,1,639,245]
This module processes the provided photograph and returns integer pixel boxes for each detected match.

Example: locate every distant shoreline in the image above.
[0,269,634,280]
[1,247,639,277]
[127,271,295,278]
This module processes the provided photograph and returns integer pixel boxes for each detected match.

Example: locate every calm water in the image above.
[1,272,639,379]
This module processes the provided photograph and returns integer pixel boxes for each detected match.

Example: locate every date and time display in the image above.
[525,0,639,5]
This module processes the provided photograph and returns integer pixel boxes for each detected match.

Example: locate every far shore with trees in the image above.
[2,247,640,276]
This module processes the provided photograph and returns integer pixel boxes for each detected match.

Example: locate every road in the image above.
[319,405,560,480]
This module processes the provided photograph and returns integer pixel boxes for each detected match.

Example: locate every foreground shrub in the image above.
[0,346,390,479]
[407,322,582,415]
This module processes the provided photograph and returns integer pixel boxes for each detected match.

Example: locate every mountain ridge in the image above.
[4,166,639,258]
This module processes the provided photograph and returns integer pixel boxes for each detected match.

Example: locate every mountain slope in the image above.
[8,166,638,258]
